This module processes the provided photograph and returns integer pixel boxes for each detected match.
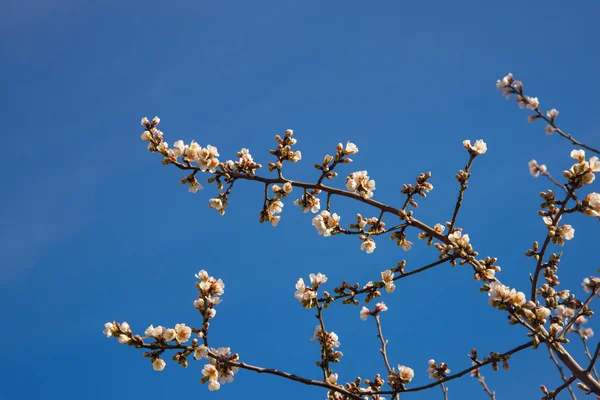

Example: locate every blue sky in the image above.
[1,1,600,399]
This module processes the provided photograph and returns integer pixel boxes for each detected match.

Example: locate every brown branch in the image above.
[547,345,577,400]
[317,257,453,304]
[533,107,600,156]
[547,376,577,399]
[169,160,450,244]
[140,341,363,400]
[374,341,534,395]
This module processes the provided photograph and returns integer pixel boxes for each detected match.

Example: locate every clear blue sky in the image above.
[1,1,599,399]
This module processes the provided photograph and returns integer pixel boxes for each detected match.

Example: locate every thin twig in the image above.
[448,155,475,234]
[317,257,453,304]
[374,341,534,395]
[374,315,398,400]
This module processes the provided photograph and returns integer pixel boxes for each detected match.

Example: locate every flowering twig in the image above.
[530,188,575,301]
[374,341,534,395]
[448,154,475,234]
[497,73,600,156]
[142,341,364,400]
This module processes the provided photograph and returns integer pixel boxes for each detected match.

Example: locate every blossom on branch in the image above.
[462,139,487,155]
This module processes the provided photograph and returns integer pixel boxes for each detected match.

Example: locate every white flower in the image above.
[545,125,555,135]
[152,116,160,126]
[103,322,116,338]
[581,327,594,340]
[571,149,586,162]
[120,322,131,333]
[157,142,168,153]
[560,225,575,241]
[271,215,280,227]
[463,139,487,155]
[312,210,340,237]
[374,302,388,313]
[360,306,370,320]
[449,231,470,247]
[555,305,575,320]
[194,345,209,360]
[283,182,293,193]
[268,200,284,215]
[118,334,130,344]
[585,193,600,217]
[346,171,376,199]
[535,307,551,323]
[163,328,176,341]
[208,380,220,391]
[144,325,156,338]
[527,97,539,109]
[309,272,328,287]
[140,131,152,141]
[547,109,559,119]
[343,141,359,155]
[152,358,166,371]
[141,117,150,126]
[397,365,415,384]
[360,237,376,253]
[381,270,395,293]
[528,160,547,178]
[327,373,338,385]
[496,73,513,91]
[175,323,192,343]
[202,364,220,381]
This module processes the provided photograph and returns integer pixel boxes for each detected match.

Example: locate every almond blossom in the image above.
[346,170,376,199]
[152,358,166,371]
[312,210,340,236]
[462,139,487,155]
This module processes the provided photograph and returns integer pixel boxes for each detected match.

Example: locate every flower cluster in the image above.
[312,210,341,237]
[388,365,415,389]
[311,325,343,364]
[268,129,302,172]
[380,270,395,293]
[542,215,575,246]
[400,172,434,209]
[564,149,600,187]
[194,270,225,334]
[427,359,450,380]
[496,73,539,110]
[390,230,412,251]
[230,148,262,175]
[488,282,526,310]
[436,230,476,261]
[346,171,376,199]
[201,347,240,391]
[350,213,385,234]
[294,190,321,213]
[295,273,328,308]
